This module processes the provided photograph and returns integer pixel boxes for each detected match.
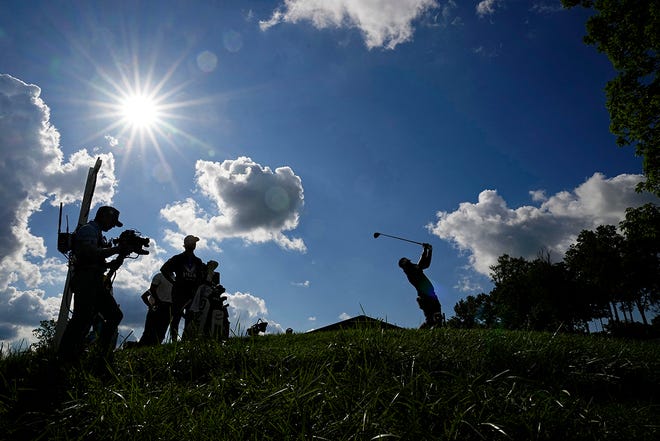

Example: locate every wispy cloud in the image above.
[105,135,119,147]
[292,280,311,288]
[476,0,503,17]
[339,312,351,320]
[260,0,439,50]
[428,173,659,276]
[531,1,564,14]
[472,44,501,58]
[454,275,483,293]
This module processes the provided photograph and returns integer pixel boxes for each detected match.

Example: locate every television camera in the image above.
[111,229,150,257]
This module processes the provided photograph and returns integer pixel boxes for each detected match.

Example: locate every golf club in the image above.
[373,232,425,246]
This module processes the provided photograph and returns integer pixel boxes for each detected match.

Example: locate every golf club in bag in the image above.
[185,270,230,341]
[373,232,425,246]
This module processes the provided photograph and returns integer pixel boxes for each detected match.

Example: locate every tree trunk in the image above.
[622,304,630,323]
[626,302,635,323]
[610,302,621,323]
[636,298,648,326]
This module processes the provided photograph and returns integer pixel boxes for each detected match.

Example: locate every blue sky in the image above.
[1,0,657,346]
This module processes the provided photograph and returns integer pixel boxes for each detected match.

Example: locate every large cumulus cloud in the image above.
[0,73,117,345]
[428,173,659,276]
[160,156,306,252]
[260,0,439,50]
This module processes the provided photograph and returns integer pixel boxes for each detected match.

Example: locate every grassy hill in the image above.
[1,328,658,440]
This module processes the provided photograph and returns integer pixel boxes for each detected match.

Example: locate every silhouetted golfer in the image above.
[399,243,442,328]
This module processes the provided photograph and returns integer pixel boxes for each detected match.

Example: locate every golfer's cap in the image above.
[96,206,123,227]
[184,235,200,246]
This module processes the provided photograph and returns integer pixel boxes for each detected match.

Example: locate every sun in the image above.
[119,94,161,129]
[80,48,218,166]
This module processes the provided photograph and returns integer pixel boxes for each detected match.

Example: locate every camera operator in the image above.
[58,206,129,364]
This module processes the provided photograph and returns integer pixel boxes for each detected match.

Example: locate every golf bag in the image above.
[184,282,230,340]
[247,318,268,336]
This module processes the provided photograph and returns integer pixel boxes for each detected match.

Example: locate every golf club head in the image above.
[373,232,381,239]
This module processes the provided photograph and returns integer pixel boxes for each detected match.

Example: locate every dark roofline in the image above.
[307,315,403,333]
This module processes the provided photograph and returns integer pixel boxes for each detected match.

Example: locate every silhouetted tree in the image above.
[489,255,535,329]
[450,293,495,329]
[488,253,585,331]
[452,207,659,332]
[562,0,660,196]
[450,296,478,329]
[619,203,660,323]
[31,319,57,352]
[564,225,625,323]
[526,254,585,332]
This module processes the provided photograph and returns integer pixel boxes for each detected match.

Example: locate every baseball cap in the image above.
[184,235,200,247]
[206,260,219,272]
[96,206,123,227]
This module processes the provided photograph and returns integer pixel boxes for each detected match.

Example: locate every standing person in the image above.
[398,243,443,328]
[58,206,127,363]
[160,235,205,341]
[136,272,173,346]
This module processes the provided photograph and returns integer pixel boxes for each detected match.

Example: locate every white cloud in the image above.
[260,0,439,50]
[308,316,316,321]
[292,280,311,287]
[226,291,268,320]
[339,312,351,320]
[427,173,659,276]
[439,0,460,27]
[476,0,503,17]
[529,189,547,202]
[105,135,119,147]
[226,290,283,334]
[531,1,563,14]
[263,319,285,334]
[160,156,306,252]
[454,275,483,293]
[0,73,118,346]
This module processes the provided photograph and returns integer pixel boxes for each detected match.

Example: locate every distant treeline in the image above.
[449,203,659,336]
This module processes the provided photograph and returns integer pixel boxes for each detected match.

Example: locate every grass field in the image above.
[1,328,658,440]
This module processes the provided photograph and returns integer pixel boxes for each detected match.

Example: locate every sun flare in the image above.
[84,51,216,163]
[120,94,160,129]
